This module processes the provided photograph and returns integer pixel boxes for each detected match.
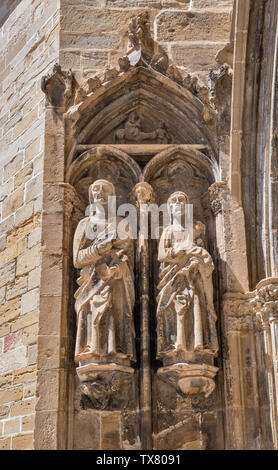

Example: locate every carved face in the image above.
[89,180,115,205]
[134,183,154,205]
[168,192,189,218]
[129,111,138,123]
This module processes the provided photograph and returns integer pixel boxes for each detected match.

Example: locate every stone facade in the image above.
[0,0,277,451]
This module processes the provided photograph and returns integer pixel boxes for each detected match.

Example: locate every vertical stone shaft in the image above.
[138,209,152,450]
[263,315,278,449]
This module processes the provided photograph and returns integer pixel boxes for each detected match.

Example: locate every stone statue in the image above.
[73,180,135,367]
[156,191,218,365]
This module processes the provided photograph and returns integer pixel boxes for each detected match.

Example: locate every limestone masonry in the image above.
[0,0,278,450]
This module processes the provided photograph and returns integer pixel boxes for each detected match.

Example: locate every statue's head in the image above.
[129,111,138,122]
[132,182,155,205]
[89,180,115,206]
[167,191,189,218]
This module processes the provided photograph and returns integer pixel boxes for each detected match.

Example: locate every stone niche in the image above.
[41,12,226,450]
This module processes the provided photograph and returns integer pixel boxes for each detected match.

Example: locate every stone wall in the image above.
[60,0,233,85]
[0,0,60,450]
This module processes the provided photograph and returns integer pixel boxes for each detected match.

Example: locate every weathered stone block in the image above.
[61,32,120,50]
[16,244,41,276]
[13,366,37,385]
[13,107,39,140]
[0,372,13,388]
[11,310,38,334]
[2,187,24,219]
[0,386,23,406]
[28,267,41,290]
[27,344,38,366]
[22,414,35,432]
[106,0,190,7]
[192,0,232,8]
[38,296,61,336]
[0,346,27,375]
[3,153,23,182]
[37,335,60,370]
[0,299,20,327]
[0,437,11,450]
[22,323,39,346]
[21,288,39,315]
[0,179,13,203]
[25,174,43,204]
[36,370,60,412]
[0,236,7,253]
[156,10,231,42]
[23,381,36,399]
[73,411,101,450]
[12,433,33,450]
[33,154,43,176]
[0,405,10,420]
[0,260,15,289]
[15,201,34,227]
[25,137,41,164]
[60,51,81,69]
[82,51,109,69]
[172,42,226,71]
[40,254,63,296]
[14,163,33,190]
[61,8,145,35]
[3,331,23,353]
[6,276,28,300]
[10,397,36,418]
[101,414,121,450]
[3,418,20,435]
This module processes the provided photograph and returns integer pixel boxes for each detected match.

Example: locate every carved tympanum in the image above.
[115,112,170,144]
[73,180,135,368]
[156,191,218,396]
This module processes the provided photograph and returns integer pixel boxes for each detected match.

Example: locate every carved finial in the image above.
[41,63,73,109]
[103,67,119,82]
[118,55,130,73]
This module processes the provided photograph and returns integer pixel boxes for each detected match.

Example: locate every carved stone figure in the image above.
[73,180,135,367]
[156,191,218,365]
[115,112,170,144]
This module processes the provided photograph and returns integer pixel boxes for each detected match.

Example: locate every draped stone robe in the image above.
[73,216,135,364]
[156,225,218,361]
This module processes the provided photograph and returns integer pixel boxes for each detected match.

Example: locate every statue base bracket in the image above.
[157,363,218,398]
[76,363,135,410]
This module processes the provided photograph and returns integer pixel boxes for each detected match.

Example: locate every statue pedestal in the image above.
[157,363,218,398]
[76,363,135,411]
[77,362,134,383]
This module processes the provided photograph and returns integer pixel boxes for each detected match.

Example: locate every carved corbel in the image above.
[204,182,228,216]
[41,63,73,110]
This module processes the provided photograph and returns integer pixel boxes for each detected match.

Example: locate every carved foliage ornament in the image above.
[207,182,228,216]
[251,282,278,324]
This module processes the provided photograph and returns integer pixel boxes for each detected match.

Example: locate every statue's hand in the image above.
[173,248,186,257]
[96,263,114,281]
[97,238,112,255]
